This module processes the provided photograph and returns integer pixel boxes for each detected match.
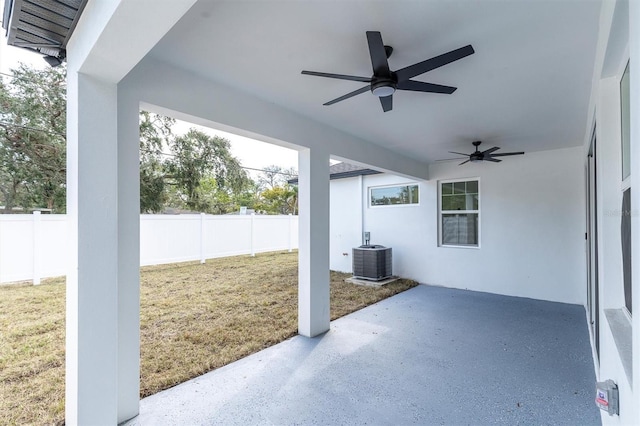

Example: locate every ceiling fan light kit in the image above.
[371,81,396,97]
[302,31,474,112]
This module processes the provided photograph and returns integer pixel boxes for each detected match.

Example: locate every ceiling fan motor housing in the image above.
[470,141,483,161]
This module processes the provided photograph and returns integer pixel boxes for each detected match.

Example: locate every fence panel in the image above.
[37,216,68,282]
[0,216,35,283]
[0,213,299,283]
[253,215,292,253]
[203,216,252,259]
[140,215,202,266]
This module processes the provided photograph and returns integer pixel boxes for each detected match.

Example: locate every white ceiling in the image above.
[149,0,601,164]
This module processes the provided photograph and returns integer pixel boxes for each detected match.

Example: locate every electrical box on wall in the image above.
[595,380,619,416]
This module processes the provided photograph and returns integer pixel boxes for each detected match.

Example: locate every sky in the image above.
[0,6,299,177]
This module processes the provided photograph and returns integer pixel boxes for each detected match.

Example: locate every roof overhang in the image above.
[288,163,382,184]
[2,0,87,61]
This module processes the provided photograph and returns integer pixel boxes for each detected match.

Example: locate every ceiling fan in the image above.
[446,141,525,165]
[301,31,474,112]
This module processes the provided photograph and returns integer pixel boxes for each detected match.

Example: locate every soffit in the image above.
[148,0,602,163]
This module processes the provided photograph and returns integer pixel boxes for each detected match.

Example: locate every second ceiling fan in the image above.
[447,141,525,165]
[301,31,474,112]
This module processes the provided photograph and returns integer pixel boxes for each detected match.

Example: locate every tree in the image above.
[0,64,255,215]
[231,180,261,212]
[255,184,298,215]
[256,165,297,190]
[138,117,259,214]
[165,129,251,212]
[254,165,298,215]
[0,64,66,212]
[139,111,175,213]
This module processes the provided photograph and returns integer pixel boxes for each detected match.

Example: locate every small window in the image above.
[440,180,479,247]
[370,184,419,206]
[621,61,631,180]
[620,61,631,316]
[622,188,632,315]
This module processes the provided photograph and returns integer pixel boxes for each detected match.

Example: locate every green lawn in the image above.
[0,251,417,425]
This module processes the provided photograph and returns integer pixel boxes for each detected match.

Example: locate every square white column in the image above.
[298,148,330,337]
[117,93,141,423]
[66,71,141,424]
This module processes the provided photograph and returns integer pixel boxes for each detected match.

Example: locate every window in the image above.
[621,62,631,180]
[620,60,631,316]
[370,184,419,206]
[621,189,632,314]
[440,180,479,247]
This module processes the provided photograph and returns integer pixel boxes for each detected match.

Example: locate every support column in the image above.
[117,92,141,423]
[298,148,330,337]
[66,71,140,424]
[66,71,118,425]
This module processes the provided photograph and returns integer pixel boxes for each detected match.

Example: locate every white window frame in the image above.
[438,178,480,248]
[618,55,632,318]
[369,182,420,208]
[620,60,631,186]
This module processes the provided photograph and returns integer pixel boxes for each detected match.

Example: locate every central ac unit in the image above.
[352,245,392,281]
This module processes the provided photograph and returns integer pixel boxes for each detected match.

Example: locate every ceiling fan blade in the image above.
[448,151,470,156]
[323,85,371,106]
[459,159,470,165]
[481,146,500,155]
[485,158,502,162]
[490,152,525,157]
[395,45,475,82]
[366,31,391,76]
[301,70,372,83]
[436,158,466,162]
[379,95,393,112]
[396,80,457,94]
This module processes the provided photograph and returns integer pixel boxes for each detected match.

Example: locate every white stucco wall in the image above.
[582,0,638,423]
[329,177,362,273]
[593,68,635,426]
[330,146,585,305]
[361,174,434,281]
[426,146,585,304]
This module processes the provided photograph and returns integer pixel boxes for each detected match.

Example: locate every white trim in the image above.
[619,53,633,317]
[620,56,632,185]
[368,182,420,208]
[438,178,481,248]
[440,244,481,250]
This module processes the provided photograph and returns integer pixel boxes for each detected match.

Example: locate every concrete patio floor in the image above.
[125,285,600,425]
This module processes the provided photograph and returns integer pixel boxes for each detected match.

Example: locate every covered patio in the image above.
[3,0,638,424]
[125,285,599,425]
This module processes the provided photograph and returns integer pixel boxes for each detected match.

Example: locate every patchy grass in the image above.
[0,251,417,425]
[0,278,66,425]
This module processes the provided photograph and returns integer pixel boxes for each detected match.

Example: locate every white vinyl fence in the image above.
[0,213,299,284]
